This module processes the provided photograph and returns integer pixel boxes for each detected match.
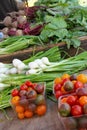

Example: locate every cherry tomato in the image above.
[25,81,33,87]
[61,78,69,86]
[54,83,62,92]
[74,81,83,90]
[71,105,83,116]
[11,89,19,97]
[20,84,28,91]
[67,95,76,106]
[55,90,62,99]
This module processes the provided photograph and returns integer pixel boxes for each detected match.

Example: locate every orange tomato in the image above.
[36,105,47,116]
[61,74,70,80]
[72,80,77,85]
[79,96,87,106]
[61,86,67,94]
[15,105,25,113]
[61,97,67,103]
[54,77,62,84]
[11,96,20,105]
[17,112,25,119]
[77,74,87,83]
[24,110,33,118]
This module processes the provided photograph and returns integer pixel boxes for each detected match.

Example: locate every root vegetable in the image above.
[18,10,25,16]
[8,28,17,36]
[2,27,9,35]
[17,16,27,25]
[3,16,12,26]
[16,29,23,36]
[12,21,18,28]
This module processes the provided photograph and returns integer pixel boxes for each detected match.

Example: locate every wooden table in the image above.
[0,100,64,130]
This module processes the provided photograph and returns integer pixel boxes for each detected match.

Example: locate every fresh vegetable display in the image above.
[53,73,87,99]
[1,46,87,110]
[11,81,46,119]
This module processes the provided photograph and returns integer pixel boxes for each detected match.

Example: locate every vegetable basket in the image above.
[10,81,47,119]
[58,94,87,130]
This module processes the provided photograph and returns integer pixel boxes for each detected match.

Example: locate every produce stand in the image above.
[1,1,87,130]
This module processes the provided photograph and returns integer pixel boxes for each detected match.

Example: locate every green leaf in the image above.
[45,16,67,29]
[71,38,81,48]
[54,29,68,38]
[40,29,50,42]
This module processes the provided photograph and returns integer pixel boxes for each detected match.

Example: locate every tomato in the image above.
[54,77,62,84]
[61,78,69,86]
[61,97,67,103]
[54,83,62,92]
[74,81,83,90]
[55,90,62,99]
[61,86,67,94]
[79,96,87,106]
[11,89,19,97]
[20,84,28,91]
[25,81,34,88]
[58,103,71,117]
[61,73,70,80]
[67,95,76,106]
[71,105,83,116]
[77,74,87,83]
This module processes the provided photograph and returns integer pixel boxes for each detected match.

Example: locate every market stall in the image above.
[0,0,87,130]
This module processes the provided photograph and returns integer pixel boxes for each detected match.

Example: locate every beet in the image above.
[8,30,16,36]
[25,6,46,20]
[28,24,45,35]
[3,16,12,26]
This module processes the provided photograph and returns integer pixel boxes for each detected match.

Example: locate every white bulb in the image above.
[12,59,23,67]
[34,59,42,64]
[28,62,39,69]
[41,57,51,65]
[9,68,18,74]
[26,69,38,75]
[17,63,26,70]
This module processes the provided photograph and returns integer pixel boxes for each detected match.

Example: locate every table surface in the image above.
[0,99,64,130]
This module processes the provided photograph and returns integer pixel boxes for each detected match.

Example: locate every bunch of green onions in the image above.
[0,35,42,54]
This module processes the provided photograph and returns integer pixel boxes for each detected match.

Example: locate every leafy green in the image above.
[40,16,68,42]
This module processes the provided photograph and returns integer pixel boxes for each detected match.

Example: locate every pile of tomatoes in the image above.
[11,81,47,119]
[58,94,87,130]
[54,73,87,130]
[53,73,87,99]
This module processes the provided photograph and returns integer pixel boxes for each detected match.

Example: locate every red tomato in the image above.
[54,83,62,92]
[74,81,83,90]
[25,81,33,87]
[61,78,69,86]
[20,84,28,91]
[11,89,19,97]
[55,90,62,99]
[71,105,83,116]
[67,95,76,106]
